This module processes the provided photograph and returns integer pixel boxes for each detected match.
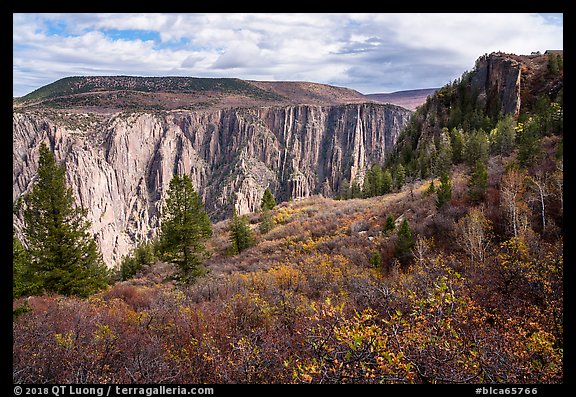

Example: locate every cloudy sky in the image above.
[13,13,563,97]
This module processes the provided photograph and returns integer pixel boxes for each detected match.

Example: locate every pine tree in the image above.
[259,207,273,235]
[393,164,406,191]
[22,143,109,297]
[395,218,415,264]
[383,214,395,234]
[468,160,488,203]
[13,233,37,298]
[337,178,351,200]
[517,119,543,167]
[350,179,362,199]
[449,127,465,164]
[436,172,453,210]
[229,209,255,254]
[160,174,212,282]
[491,115,516,156]
[463,129,489,167]
[382,169,393,194]
[261,188,277,211]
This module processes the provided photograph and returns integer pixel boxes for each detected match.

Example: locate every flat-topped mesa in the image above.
[14,76,376,112]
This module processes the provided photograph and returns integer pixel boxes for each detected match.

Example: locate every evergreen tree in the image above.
[382,169,393,194]
[463,129,489,167]
[229,209,255,254]
[517,119,543,167]
[370,251,383,268]
[363,164,385,197]
[393,163,406,190]
[434,144,453,177]
[350,179,362,199]
[395,218,415,264]
[160,174,212,282]
[13,234,37,298]
[436,172,453,210]
[259,207,273,235]
[362,173,374,198]
[449,127,465,164]
[120,240,157,281]
[261,188,277,211]
[383,214,396,234]
[337,178,351,200]
[468,160,488,203]
[22,143,109,297]
[491,115,516,156]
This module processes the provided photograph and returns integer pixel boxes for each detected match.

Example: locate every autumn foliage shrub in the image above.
[13,173,563,384]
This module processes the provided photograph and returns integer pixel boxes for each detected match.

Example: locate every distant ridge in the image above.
[366,88,438,111]
[14,76,375,112]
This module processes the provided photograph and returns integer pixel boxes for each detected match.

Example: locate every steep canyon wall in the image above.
[13,103,411,266]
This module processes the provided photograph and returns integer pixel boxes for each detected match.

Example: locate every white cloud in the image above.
[13,13,563,97]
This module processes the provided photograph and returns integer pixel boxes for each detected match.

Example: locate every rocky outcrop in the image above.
[13,103,411,266]
[471,52,523,117]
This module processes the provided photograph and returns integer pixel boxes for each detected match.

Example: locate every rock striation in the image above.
[13,102,411,266]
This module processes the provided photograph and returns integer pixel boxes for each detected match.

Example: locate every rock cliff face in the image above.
[471,53,522,117]
[13,103,411,266]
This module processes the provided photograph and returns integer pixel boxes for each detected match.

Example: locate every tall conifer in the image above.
[160,174,212,282]
[22,143,109,297]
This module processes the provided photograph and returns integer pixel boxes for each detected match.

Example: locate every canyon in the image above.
[13,52,537,267]
[13,85,411,266]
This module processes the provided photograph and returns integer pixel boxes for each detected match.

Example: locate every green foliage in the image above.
[159,174,212,283]
[120,240,158,281]
[370,251,383,268]
[259,207,273,235]
[449,127,465,164]
[362,164,393,198]
[393,164,406,191]
[425,180,436,196]
[490,115,516,156]
[383,214,396,234]
[337,178,350,200]
[395,218,415,262]
[19,76,283,107]
[433,143,453,176]
[261,188,277,211]
[229,209,255,254]
[435,172,452,210]
[468,160,488,203]
[463,129,489,167]
[350,179,362,199]
[516,119,543,168]
[13,234,38,298]
[21,143,109,298]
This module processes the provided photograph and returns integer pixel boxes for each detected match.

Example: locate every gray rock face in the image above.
[13,103,411,266]
[472,53,522,117]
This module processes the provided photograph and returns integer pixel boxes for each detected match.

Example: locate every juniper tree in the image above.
[21,143,109,297]
[261,188,277,211]
[160,174,212,282]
